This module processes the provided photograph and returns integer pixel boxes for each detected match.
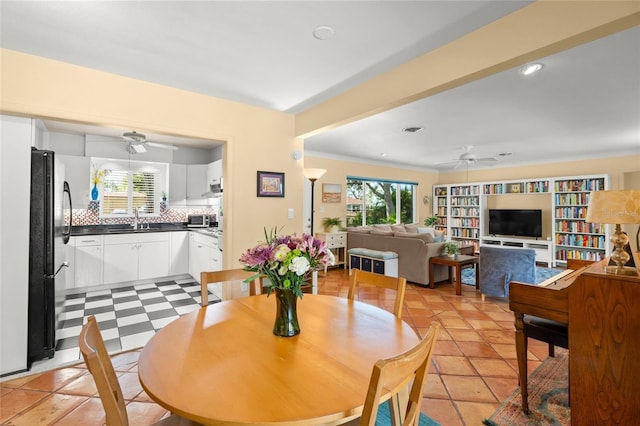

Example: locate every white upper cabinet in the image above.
[169,164,187,206]
[186,164,209,205]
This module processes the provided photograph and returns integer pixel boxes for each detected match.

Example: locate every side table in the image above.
[429,254,479,296]
[315,231,347,272]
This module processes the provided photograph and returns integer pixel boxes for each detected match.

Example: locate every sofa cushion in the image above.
[348,227,371,234]
[371,229,394,236]
[394,232,433,243]
[347,248,398,259]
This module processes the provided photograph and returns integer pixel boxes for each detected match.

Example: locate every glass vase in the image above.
[273,288,300,337]
[91,184,99,201]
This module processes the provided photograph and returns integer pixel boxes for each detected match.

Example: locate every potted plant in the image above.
[321,217,342,233]
[424,216,439,227]
[443,241,460,258]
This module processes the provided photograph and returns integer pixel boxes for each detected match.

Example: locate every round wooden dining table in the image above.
[138,294,419,425]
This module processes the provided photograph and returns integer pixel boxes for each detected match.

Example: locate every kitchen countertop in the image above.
[71,224,220,236]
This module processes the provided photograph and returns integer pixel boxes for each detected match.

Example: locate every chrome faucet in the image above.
[132,207,139,229]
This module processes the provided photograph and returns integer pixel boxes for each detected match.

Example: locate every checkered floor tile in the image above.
[29,278,219,374]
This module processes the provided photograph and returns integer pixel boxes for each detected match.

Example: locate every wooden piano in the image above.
[509,259,640,424]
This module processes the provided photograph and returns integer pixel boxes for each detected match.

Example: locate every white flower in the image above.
[273,244,290,262]
[289,256,310,276]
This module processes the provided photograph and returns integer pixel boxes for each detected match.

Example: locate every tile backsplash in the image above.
[70,201,217,226]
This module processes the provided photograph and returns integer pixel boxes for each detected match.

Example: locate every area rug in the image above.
[461,266,564,286]
[376,402,441,425]
[483,349,569,426]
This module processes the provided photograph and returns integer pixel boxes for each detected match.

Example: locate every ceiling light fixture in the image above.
[402,126,423,133]
[313,25,334,40]
[520,63,543,76]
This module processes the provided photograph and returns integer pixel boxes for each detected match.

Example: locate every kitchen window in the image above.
[93,158,167,217]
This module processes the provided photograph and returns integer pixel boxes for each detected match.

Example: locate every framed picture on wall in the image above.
[257,171,285,197]
[322,183,342,203]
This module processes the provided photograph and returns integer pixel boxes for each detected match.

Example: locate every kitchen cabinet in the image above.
[75,235,103,287]
[169,164,187,205]
[169,231,189,275]
[186,164,208,205]
[189,232,220,284]
[207,159,222,186]
[57,154,91,208]
[103,233,169,284]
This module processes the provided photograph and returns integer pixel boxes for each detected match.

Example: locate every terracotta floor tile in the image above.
[490,342,517,359]
[433,340,463,356]
[0,389,49,423]
[4,393,87,425]
[20,367,86,392]
[466,319,502,330]
[478,329,514,345]
[0,373,43,389]
[441,375,497,403]
[117,372,144,400]
[57,373,98,396]
[432,355,477,376]
[455,400,501,425]
[423,374,449,399]
[125,401,170,425]
[447,329,484,342]
[52,397,106,425]
[457,341,500,358]
[469,357,517,378]
[439,317,471,329]
[421,397,463,426]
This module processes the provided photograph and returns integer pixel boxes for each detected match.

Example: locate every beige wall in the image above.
[0,49,304,268]
[303,157,439,227]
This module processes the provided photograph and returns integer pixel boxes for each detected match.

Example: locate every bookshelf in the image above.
[433,185,448,234]
[553,175,608,264]
[449,184,480,250]
[434,174,610,266]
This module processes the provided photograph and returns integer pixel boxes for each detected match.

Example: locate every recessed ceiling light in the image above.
[520,63,543,76]
[380,153,387,157]
[402,126,423,133]
[313,25,334,40]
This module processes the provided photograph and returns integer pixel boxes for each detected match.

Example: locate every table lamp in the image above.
[585,189,640,276]
[303,168,326,236]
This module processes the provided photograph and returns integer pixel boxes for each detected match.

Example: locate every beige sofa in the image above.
[346,224,450,286]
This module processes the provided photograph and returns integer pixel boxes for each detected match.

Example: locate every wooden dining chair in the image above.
[348,269,407,318]
[200,268,262,306]
[347,323,440,426]
[78,316,200,426]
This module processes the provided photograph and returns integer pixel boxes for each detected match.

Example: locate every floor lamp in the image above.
[303,168,326,236]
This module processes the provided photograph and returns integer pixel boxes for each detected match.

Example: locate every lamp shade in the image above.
[585,190,640,224]
[303,168,326,181]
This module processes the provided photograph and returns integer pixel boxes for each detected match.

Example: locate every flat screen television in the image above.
[488,209,542,238]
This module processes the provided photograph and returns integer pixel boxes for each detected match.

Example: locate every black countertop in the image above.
[71,223,189,236]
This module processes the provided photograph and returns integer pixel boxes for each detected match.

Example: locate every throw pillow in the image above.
[403,223,420,233]
[373,224,393,232]
[432,235,444,242]
[390,224,406,233]
[417,227,435,236]
[348,227,371,233]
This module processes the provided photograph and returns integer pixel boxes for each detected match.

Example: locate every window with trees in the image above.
[93,158,167,217]
[346,176,416,227]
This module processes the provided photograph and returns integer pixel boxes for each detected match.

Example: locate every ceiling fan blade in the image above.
[146,141,178,150]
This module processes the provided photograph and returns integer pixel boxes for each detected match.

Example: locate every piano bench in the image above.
[524,316,568,357]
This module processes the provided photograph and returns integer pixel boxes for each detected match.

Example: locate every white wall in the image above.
[0,115,32,375]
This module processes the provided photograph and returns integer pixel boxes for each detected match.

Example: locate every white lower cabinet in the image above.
[103,233,169,285]
[170,231,189,275]
[188,232,221,284]
[75,236,104,287]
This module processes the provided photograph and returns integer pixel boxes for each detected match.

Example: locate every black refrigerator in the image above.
[28,148,72,367]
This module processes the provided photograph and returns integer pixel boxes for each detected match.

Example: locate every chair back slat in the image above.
[201,268,262,306]
[348,269,407,318]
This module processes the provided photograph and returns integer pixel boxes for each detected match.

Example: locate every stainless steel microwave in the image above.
[187,214,210,228]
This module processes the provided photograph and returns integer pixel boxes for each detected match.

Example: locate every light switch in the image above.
[288,208,294,219]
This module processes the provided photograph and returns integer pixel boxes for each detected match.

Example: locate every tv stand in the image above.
[480,236,554,267]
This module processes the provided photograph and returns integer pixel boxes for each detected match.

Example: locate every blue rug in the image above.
[376,401,441,425]
[461,266,564,286]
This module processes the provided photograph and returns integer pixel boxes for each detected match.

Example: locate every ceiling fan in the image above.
[122,131,178,154]
[437,145,498,168]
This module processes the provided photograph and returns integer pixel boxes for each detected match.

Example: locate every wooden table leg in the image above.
[514,311,530,414]
[455,266,462,296]
[429,259,435,289]
[475,263,479,290]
